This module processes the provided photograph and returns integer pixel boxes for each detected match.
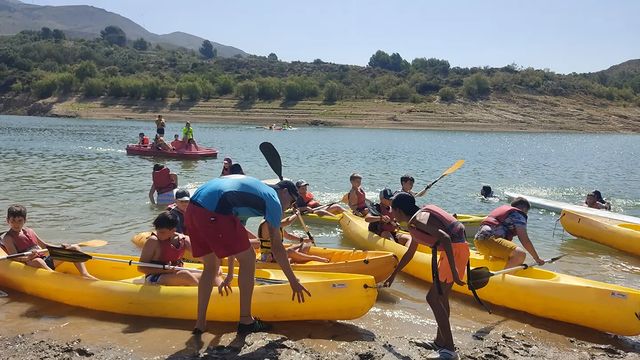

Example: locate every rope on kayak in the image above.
[552,212,565,240]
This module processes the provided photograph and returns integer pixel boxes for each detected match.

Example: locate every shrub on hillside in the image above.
[463,73,491,99]
[387,84,413,102]
[107,77,127,97]
[236,80,258,101]
[55,72,75,94]
[257,77,282,100]
[74,61,98,81]
[142,79,170,100]
[82,78,105,97]
[176,81,202,101]
[323,81,342,103]
[215,75,235,96]
[32,76,58,99]
[438,87,456,102]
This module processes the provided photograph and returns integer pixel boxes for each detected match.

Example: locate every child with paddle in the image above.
[295,180,344,217]
[365,188,411,245]
[384,194,468,360]
[1,204,97,280]
[138,211,206,286]
[398,174,428,197]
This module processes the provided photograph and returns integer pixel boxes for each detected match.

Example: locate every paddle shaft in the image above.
[424,160,465,190]
[0,248,48,261]
[294,210,315,243]
[87,255,288,285]
[486,255,565,277]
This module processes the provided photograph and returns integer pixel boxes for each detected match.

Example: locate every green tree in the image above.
[82,78,105,97]
[55,72,75,94]
[199,40,216,59]
[52,29,66,41]
[199,79,215,100]
[100,26,127,47]
[387,84,413,102]
[267,53,278,61]
[411,58,450,77]
[215,75,235,95]
[369,50,391,69]
[463,73,491,99]
[74,61,98,81]
[107,77,127,97]
[132,38,150,51]
[143,78,169,100]
[236,80,258,101]
[40,27,52,40]
[32,75,58,99]
[256,77,282,100]
[438,87,456,102]
[323,81,341,103]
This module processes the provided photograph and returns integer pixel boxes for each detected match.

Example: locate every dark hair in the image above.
[153,163,164,172]
[481,185,493,198]
[139,132,145,137]
[350,173,362,181]
[591,190,605,203]
[7,204,27,219]
[400,174,415,184]
[391,193,420,216]
[230,163,245,175]
[271,180,299,200]
[510,197,531,210]
[153,211,178,230]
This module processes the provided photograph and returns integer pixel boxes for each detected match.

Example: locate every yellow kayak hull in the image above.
[560,209,640,256]
[0,250,377,322]
[340,211,640,336]
[132,232,397,283]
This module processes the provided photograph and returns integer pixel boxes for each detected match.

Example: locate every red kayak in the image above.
[126,142,218,159]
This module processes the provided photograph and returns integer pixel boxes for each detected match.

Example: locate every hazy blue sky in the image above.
[28,0,640,73]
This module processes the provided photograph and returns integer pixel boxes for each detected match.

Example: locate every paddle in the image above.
[0,248,48,261]
[260,141,318,244]
[44,246,288,285]
[0,239,106,261]
[293,208,315,244]
[259,142,283,181]
[468,255,565,290]
[423,159,465,192]
[76,240,108,247]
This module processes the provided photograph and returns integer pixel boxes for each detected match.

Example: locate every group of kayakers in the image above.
[137,115,199,152]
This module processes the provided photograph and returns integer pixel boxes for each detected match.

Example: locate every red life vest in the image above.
[408,205,465,249]
[481,205,528,240]
[141,136,150,145]
[152,167,177,194]
[6,227,40,253]
[155,234,186,266]
[302,192,320,208]
[351,188,366,210]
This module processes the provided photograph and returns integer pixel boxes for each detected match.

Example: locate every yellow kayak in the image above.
[0,249,377,322]
[560,209,640,256]
[340,211,640,336]
[132,232,397,283]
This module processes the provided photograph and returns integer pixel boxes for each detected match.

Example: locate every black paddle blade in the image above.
[259,142,283,181]
[467,266,492,290]
[46,245,93,263]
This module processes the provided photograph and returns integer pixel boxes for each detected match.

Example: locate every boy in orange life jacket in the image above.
[384,193,468,360]
[139,211,220,287]
[347,173,368,216]
[474,197,545,270]
[1,204,97,280]
[149,164,178,205]
[295,180,344,216]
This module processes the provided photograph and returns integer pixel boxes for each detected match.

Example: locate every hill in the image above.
[0,0,246,57]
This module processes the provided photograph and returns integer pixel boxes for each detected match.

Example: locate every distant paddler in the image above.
[295,180,345,217]
[181,121,199,150]
[585,190,611,210]
[474,197,545,269]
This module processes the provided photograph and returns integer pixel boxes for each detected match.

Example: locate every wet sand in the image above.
[1,273,638,359]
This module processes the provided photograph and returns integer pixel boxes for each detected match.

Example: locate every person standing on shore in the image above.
[155,115,166,136]
[185,176,310,335]
[384,193,468,360]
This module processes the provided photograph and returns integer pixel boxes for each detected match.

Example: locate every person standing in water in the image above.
[149,164,178,205]
[220,157,233,176]
[585,190,611,210]
[384,193,468,360]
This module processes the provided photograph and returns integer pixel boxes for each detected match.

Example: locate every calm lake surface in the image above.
[1,115,639,288]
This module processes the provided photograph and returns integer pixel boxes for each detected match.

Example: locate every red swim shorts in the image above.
[185,203,251,258]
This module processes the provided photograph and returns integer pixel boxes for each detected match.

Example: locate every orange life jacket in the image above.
[152,167,177,194]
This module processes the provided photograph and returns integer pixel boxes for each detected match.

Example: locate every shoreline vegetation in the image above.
[1,28,640,132]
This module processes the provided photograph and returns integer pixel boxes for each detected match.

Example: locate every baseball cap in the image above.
[175,189,191,201]
[271,180,299,200]
[295,180,309,188]
[380,188,393,200]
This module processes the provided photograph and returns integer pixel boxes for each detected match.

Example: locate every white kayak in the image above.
[505,192,640,225]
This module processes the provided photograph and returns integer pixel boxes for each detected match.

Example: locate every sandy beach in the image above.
[1,274,638,360]
[3,93,639,133]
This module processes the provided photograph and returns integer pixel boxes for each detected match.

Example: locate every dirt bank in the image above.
[3,93,640,132]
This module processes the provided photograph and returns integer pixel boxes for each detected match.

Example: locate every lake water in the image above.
[1,115,639,290]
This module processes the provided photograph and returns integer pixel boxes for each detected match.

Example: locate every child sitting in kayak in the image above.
[398,174,428,198]
[295,180,344,217]
[138,132,150,146]
[256,211,329,264]
[347,173,369,216]
[153,134,174,152]
[138,211,200,286]
[585,190,611,210]
[0,204,96,280]
[365,188,411,245]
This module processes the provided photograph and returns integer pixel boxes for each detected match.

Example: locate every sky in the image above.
[26,0,640,74]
